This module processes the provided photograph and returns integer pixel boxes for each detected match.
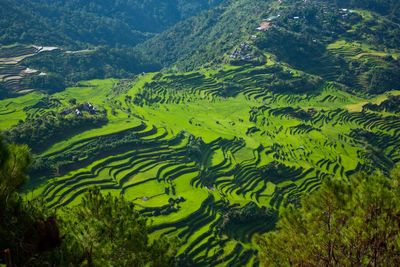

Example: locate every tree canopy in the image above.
[258,169,400,266]
[60,188,177,267]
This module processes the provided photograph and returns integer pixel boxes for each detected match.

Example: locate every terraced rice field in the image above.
[0,45,59,96]
[1,62,399,265]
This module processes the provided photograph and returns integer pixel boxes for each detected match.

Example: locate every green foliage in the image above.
[0,0,222,48]
[59,188,177,267]
[3,0,400,96]
[0,137,31,203]
[0,136,61,267]
[5,106,108,153]
[0,0,225,95]
[136,0,272,70]
[138,0,400,94]
[1,0,400,264]
[258,169,400,266]
[220,202,277,242]
[22,72,66,92]
[363,95,400,113]
[365,65,400,94]
[21,47,161,89]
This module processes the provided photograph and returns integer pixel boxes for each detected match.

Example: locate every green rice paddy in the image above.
[1,61,399,266]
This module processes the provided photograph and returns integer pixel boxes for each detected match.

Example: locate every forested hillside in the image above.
[138,0,400,94]
[0,0,223,48]
[2,0,399,97]
[136,0,271,70]
[0,0,224,98]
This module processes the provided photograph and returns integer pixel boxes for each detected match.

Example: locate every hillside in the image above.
[0,0,224,98]
[2,0,399,98]
[136,0,272,70]
[138,0,400,94]
[1,62,399,265]
[0,0,223,48]
[1,0,400,266]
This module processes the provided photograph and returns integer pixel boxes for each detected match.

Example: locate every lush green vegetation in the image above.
[21,47,160,90]
[0,0,222,48]
[4,98,108,153]
[138,0,400,94]
[258,168,400,266]
[1,58,399,264]
[0,0,223,97]
[59,188,177,267]
[0,136,176,266]
[136,0,273,70]
[1,0,400,265]
[2,0,400,96]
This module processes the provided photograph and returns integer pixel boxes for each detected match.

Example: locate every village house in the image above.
[81,102,97,114]
[256,21,272,31]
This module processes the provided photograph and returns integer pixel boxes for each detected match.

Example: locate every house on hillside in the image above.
[257,21,271,31]
[81,102,97,114]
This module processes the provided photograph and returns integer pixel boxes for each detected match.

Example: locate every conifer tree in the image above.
[258,169,400,266]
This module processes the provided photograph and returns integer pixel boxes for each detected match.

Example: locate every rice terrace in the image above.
[1,0,400,266]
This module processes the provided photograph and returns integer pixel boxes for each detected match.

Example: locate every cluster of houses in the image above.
[75,102,97,116]
[230,43,253,61]
[60,102,97,117]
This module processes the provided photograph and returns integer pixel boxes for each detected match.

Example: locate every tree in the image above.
[60,188,177,267]
[257,168,400,266]
[69,98,77,106]
[0,136,177,266]
[0,136,62,266]
[0,137,30,204]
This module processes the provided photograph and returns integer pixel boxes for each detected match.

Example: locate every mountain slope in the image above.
[1,0,400,265]
[0,0,223,48]
[136,0,273,70]
[1,65,400,265]
[137,0,400,94]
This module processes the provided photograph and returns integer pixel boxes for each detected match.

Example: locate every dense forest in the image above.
[0,0,223,48]
[21,47,161,91]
